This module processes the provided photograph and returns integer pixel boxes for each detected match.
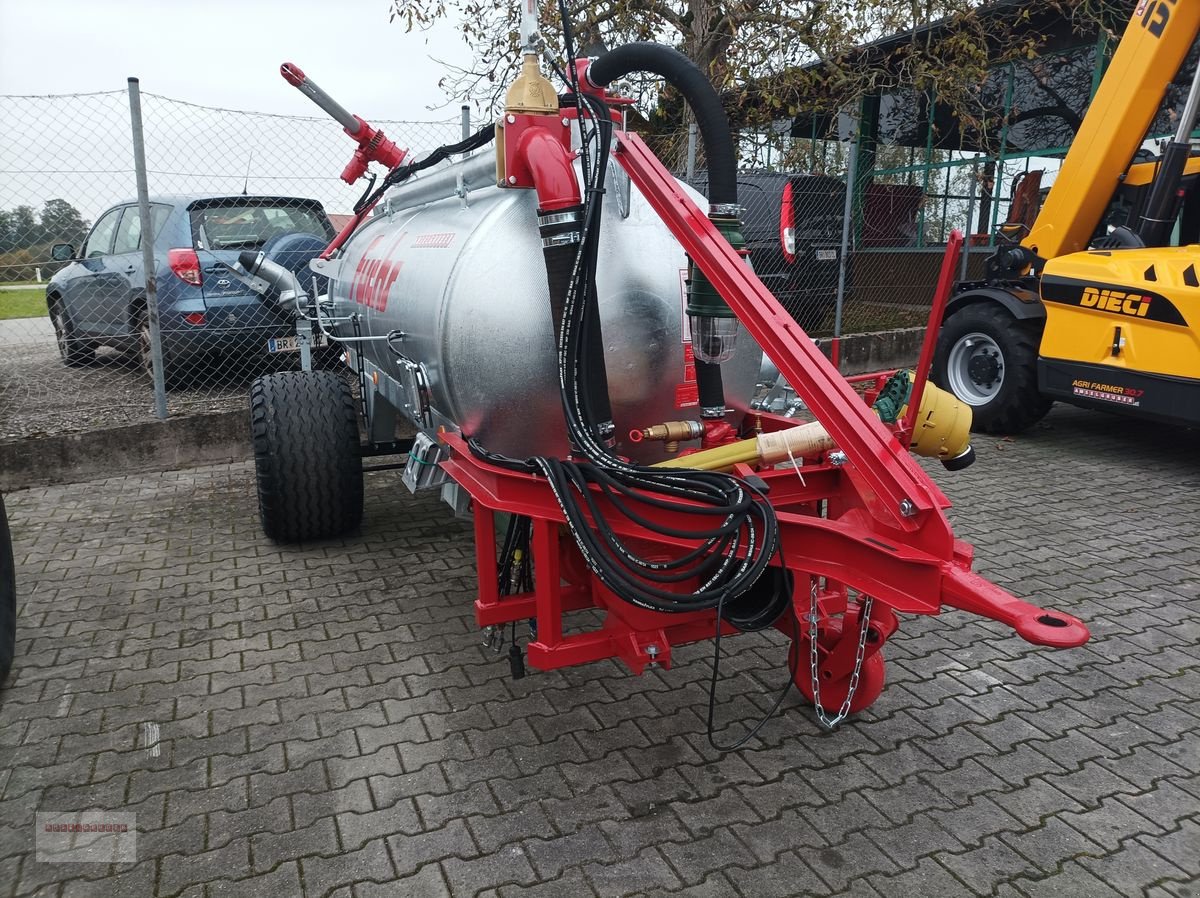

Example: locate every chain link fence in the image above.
[660,124,1011,345]
[2,88,996,441]
[0,89,460,439]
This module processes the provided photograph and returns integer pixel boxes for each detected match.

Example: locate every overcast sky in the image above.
[0,0,486,220]
[0,0,474,120]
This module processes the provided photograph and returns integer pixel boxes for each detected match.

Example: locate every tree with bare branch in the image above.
[389,0,1113,146]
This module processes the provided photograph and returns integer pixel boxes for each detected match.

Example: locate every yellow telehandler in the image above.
[933,0,1200,432]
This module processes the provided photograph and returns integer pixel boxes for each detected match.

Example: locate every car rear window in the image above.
[191,203,330,251]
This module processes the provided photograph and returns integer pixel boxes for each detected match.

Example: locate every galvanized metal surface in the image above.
[328,156,762,460]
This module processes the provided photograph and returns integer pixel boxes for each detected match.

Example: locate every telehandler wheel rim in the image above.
[946,331,1004,405]
[789,616,886,717]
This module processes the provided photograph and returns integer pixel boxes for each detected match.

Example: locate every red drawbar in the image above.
[433,93,1087,716]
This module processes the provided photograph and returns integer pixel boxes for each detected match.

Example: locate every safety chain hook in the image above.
[808,579,874,731]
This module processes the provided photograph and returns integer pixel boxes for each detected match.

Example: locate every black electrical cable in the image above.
[706,561,802,752]
[353,123,497,215]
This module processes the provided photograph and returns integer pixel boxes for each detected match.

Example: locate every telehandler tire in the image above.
[932,303,1052,435]
[250,371,363,543]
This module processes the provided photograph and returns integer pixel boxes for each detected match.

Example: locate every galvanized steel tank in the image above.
[326,153,762,461]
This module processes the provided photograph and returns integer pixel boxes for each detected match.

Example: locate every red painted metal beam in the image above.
[901,230,962,445]
[439,433,1089,646]
[613,132,950,546]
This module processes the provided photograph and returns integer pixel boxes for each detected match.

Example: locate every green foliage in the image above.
[0,200,89,255]
[0,200,88,283]
[389,0,1109,145]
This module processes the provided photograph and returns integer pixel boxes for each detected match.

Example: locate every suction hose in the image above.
[587,44,737,419]
[587,44,737,206]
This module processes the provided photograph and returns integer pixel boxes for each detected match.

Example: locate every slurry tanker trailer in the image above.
[236,2,1088,739]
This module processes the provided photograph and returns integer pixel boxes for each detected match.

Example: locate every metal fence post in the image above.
[959,155,981,284]
[685,122,698,180]
[833,139,858,358]
[461,104,470,142]
[127,77,168,420]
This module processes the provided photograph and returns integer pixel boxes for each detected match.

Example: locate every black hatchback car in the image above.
[688,171,846,334]
[47,195,335,384]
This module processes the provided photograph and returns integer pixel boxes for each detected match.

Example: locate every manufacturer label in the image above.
[351,231,408,312]
[1041,278,1187,326]
[1079,287,1151,317]
[1071,379,1144,407]
[413,232,456,248]
[674,382,699,409]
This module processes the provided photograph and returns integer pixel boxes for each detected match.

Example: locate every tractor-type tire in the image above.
[0,493,16,684]
[932,303,1053,434]
[250,371,363,542]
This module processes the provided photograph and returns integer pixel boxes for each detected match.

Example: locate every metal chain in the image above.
[808,579,875,731]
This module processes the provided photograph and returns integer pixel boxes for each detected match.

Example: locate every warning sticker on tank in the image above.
[683,344,696,383]
[1071,379,1143,407]
[675,382,699,408]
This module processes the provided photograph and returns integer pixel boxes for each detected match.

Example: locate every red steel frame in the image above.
[434,94,1088,709]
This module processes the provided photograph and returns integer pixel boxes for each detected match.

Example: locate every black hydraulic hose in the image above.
[586,43,737,206]
[587,43,737,416]
[538,205,584,350]
[579,287,614,440]
[539,205,614,442]
[694,359,726,417]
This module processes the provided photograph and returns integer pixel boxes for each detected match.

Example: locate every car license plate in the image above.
[816,249,837,262]
[267,334,327,353]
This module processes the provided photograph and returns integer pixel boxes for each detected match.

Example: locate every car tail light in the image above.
[168,248,202,286]
[182,312,207,327]
[780,182,796,264]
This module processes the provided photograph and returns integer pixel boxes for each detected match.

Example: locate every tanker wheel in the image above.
[250,370,363,543]
[932,303,1052,435]
[789,615,886,717]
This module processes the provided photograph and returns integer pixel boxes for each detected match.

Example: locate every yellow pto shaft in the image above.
[654,379,973,472]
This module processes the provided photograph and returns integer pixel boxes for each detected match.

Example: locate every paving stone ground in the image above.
[1,403,1197,897]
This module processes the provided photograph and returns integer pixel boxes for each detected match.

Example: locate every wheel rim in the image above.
[52,309,69,358]
[138,319,154,377]
[946,331,1004,405]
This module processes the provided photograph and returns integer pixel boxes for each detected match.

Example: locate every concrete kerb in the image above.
[0,328,925,490]
[0,410,251,491]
